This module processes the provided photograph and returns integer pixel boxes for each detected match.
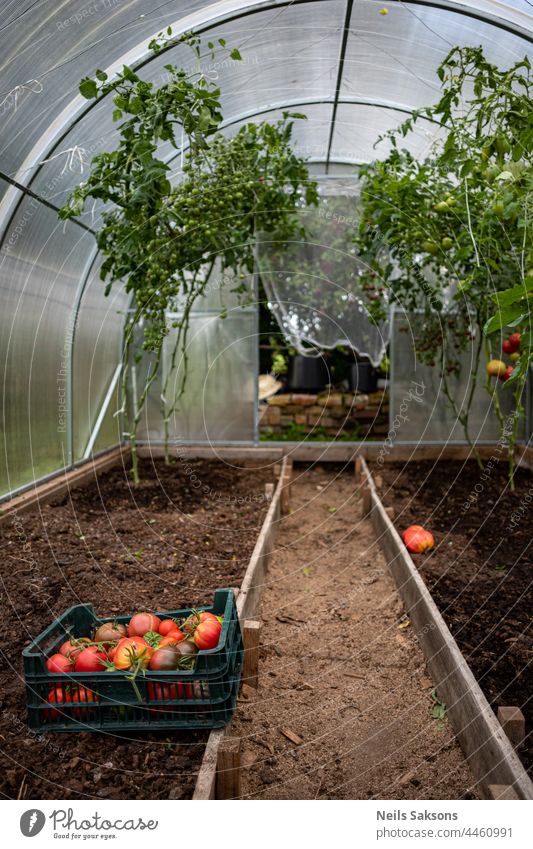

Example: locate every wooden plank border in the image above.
[0,447,130,522]
[192,456,288,800]
[138,441,514,464]
[359,457,533,800]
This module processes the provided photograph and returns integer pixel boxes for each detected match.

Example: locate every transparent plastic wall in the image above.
[136,263,257,443]
[390,310,524,444]
[72,256,129,460]
[0,181,94,498]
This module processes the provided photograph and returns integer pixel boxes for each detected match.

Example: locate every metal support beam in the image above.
[0,170,95,236]
[66,246,100,465]
[83,362,123,459]
[326,0,354,174]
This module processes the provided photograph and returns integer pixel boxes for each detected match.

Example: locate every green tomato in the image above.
[422,240,439,255]
[494,136,511,156]
[492,202,505,219]
[434,201,449,212]
[441,237,453,250]
[481,143,492,161]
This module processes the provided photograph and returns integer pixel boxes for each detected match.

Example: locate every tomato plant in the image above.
[356,47,532,485]
[59,31,318,481]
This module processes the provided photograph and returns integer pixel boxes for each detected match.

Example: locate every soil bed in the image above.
[0,458,273,800]
[231,463,476,799]
[373,460,532,776]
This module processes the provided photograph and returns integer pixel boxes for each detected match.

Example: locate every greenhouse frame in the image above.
[0,0,532,814]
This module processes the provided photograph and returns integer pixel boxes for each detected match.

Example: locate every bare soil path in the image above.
[231,463,477,799]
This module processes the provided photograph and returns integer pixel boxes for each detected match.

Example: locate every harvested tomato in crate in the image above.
[23,588,242,732]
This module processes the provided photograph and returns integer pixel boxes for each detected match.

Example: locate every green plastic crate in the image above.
[23,588,242,732]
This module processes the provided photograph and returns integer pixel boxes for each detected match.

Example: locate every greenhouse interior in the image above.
[0,0,532,816]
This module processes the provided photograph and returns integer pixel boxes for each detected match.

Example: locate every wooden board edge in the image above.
[192,728,226,800]
[192,457,287,800]
[138,442,510,464]
[360,457,533,800]
[137,445,284,461]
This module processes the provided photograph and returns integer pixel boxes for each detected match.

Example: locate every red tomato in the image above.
[44,685,72,720]
[147,681,179,711]
[147,680,207,706]
[182,610,218,635]
[159,619,179,636]
[158,631,185,647]
[110,635,147,661]
[508,332,521,352]
[402,525,435,554]
[193,618,221,650]
[498,365,514,382]
[74,646,108,673]
[46,653,73,674]
[148,645,180,671]
[94,622,127,646]
[72,687,99,718]
[128,612,161,637]
[113,638,152,670]
[59,638,90,660]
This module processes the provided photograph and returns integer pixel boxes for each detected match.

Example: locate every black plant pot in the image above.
[349,362,378,394]
[287,355,329,392]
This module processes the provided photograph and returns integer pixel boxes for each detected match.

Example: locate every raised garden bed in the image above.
[0,457,274,800]
[364,458,532,795]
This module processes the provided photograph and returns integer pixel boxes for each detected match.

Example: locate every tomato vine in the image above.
[355,46,532,484]
[60,30,318,481]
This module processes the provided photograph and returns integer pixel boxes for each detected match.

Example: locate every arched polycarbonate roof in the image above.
[0,0,532,236]
[0,0,531,497]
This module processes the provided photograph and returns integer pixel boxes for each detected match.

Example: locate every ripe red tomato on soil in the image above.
[402,524,435,554]
[46,653,73,674]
